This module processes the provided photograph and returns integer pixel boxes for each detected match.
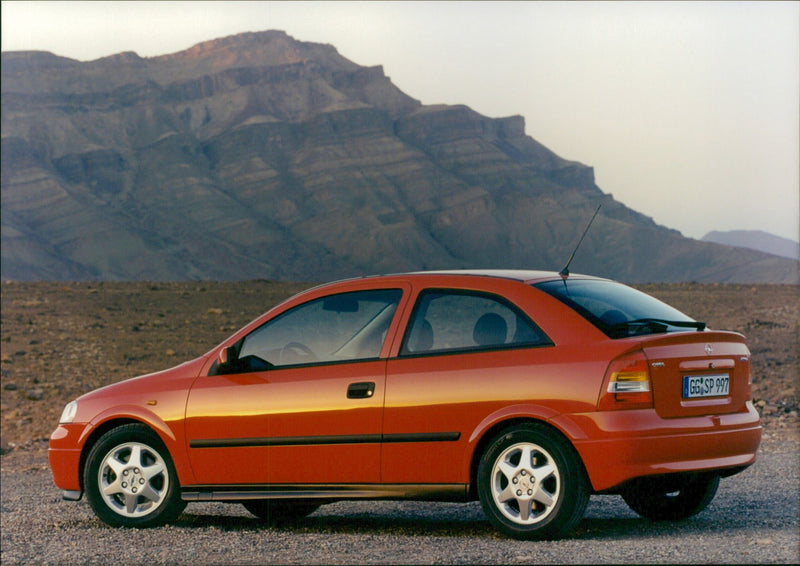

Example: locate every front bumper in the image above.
[48,424,85,494]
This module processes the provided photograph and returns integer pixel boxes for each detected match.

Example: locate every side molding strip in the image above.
[190,431,460,449]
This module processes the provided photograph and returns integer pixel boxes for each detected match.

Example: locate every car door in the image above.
[185,287,406,486]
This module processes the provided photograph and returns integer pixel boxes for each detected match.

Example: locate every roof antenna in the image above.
[560,204,602,278]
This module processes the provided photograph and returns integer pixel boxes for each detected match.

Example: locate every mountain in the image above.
[2,31,798,283]
[701,230,799,261]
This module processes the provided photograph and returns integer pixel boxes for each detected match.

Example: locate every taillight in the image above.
[743,355,753,399]
[598,350,653,410]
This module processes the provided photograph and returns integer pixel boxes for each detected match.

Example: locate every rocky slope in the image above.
[2,31,798,283]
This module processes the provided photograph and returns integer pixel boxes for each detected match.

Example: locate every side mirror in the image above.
[212,346,238,375]
[218,346,234,365]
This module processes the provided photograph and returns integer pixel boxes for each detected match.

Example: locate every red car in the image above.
[49,270,761,539]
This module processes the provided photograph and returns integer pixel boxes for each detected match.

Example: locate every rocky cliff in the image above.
[2,30,797,283]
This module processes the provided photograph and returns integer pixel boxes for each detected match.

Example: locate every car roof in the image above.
[405,269,564,282]
[365,269,606,284]
[299,269,611,297]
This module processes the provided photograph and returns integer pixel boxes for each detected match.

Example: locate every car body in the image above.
[49,270,762,539]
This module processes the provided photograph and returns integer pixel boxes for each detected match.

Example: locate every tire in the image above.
[477,423,589,540]
[242,500,321,524]
[621,473,720,521]
[84,424,186,528]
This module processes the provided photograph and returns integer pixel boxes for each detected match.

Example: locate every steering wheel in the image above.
[279,341,318,365]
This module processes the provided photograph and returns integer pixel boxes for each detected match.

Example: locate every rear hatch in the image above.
[641,331,752,418]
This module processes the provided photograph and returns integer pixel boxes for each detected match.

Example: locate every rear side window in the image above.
[400,289,551,356]
[534,279,698,338]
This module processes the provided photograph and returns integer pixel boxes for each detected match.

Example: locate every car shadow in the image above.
[175,500,489,534]
[172,506,732,540]
[175,510,497,538]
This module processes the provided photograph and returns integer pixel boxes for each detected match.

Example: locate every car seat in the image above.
[473,313,507,347]
[407,319,434,352]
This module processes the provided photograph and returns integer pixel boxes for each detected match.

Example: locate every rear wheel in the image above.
[242,500,321,524]
[621,473,720,521]
[477,423,589,540]
[84,424,185,527]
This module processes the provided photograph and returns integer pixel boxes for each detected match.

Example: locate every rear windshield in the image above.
[534,279,701,338]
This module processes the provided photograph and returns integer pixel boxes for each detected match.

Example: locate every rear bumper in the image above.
[567,402,762,492]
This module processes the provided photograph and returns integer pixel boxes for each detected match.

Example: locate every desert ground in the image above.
[1,281,797,454]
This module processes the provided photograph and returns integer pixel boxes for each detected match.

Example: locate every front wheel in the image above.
[477,423,589,540]
[84,424,186,527]
[621,473,719,521]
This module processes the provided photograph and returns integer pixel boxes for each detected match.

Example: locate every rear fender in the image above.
[464,404,587,481]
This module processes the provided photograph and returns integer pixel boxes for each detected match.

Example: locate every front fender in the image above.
[80,405,195,486]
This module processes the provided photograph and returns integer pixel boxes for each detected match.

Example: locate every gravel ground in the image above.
[1,431,797,565]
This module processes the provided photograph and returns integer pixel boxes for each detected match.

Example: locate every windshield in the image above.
[534,279,702,338]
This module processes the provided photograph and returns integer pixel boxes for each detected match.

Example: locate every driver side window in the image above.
[237,289,402,368]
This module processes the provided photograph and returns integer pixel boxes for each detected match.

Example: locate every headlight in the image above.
[59,400,78,424]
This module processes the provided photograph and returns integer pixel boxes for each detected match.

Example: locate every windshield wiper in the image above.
[608,318,706,336]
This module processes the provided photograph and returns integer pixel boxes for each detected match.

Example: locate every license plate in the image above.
[682,374,730,398]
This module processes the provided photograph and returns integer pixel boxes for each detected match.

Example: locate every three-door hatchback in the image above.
[49,270,762,539]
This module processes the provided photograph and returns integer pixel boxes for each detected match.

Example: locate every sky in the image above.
[2,1,798,243]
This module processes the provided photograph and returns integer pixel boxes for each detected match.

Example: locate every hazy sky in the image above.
[2,1,798,242]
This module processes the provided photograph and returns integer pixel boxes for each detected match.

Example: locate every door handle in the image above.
[347,382,375,399]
